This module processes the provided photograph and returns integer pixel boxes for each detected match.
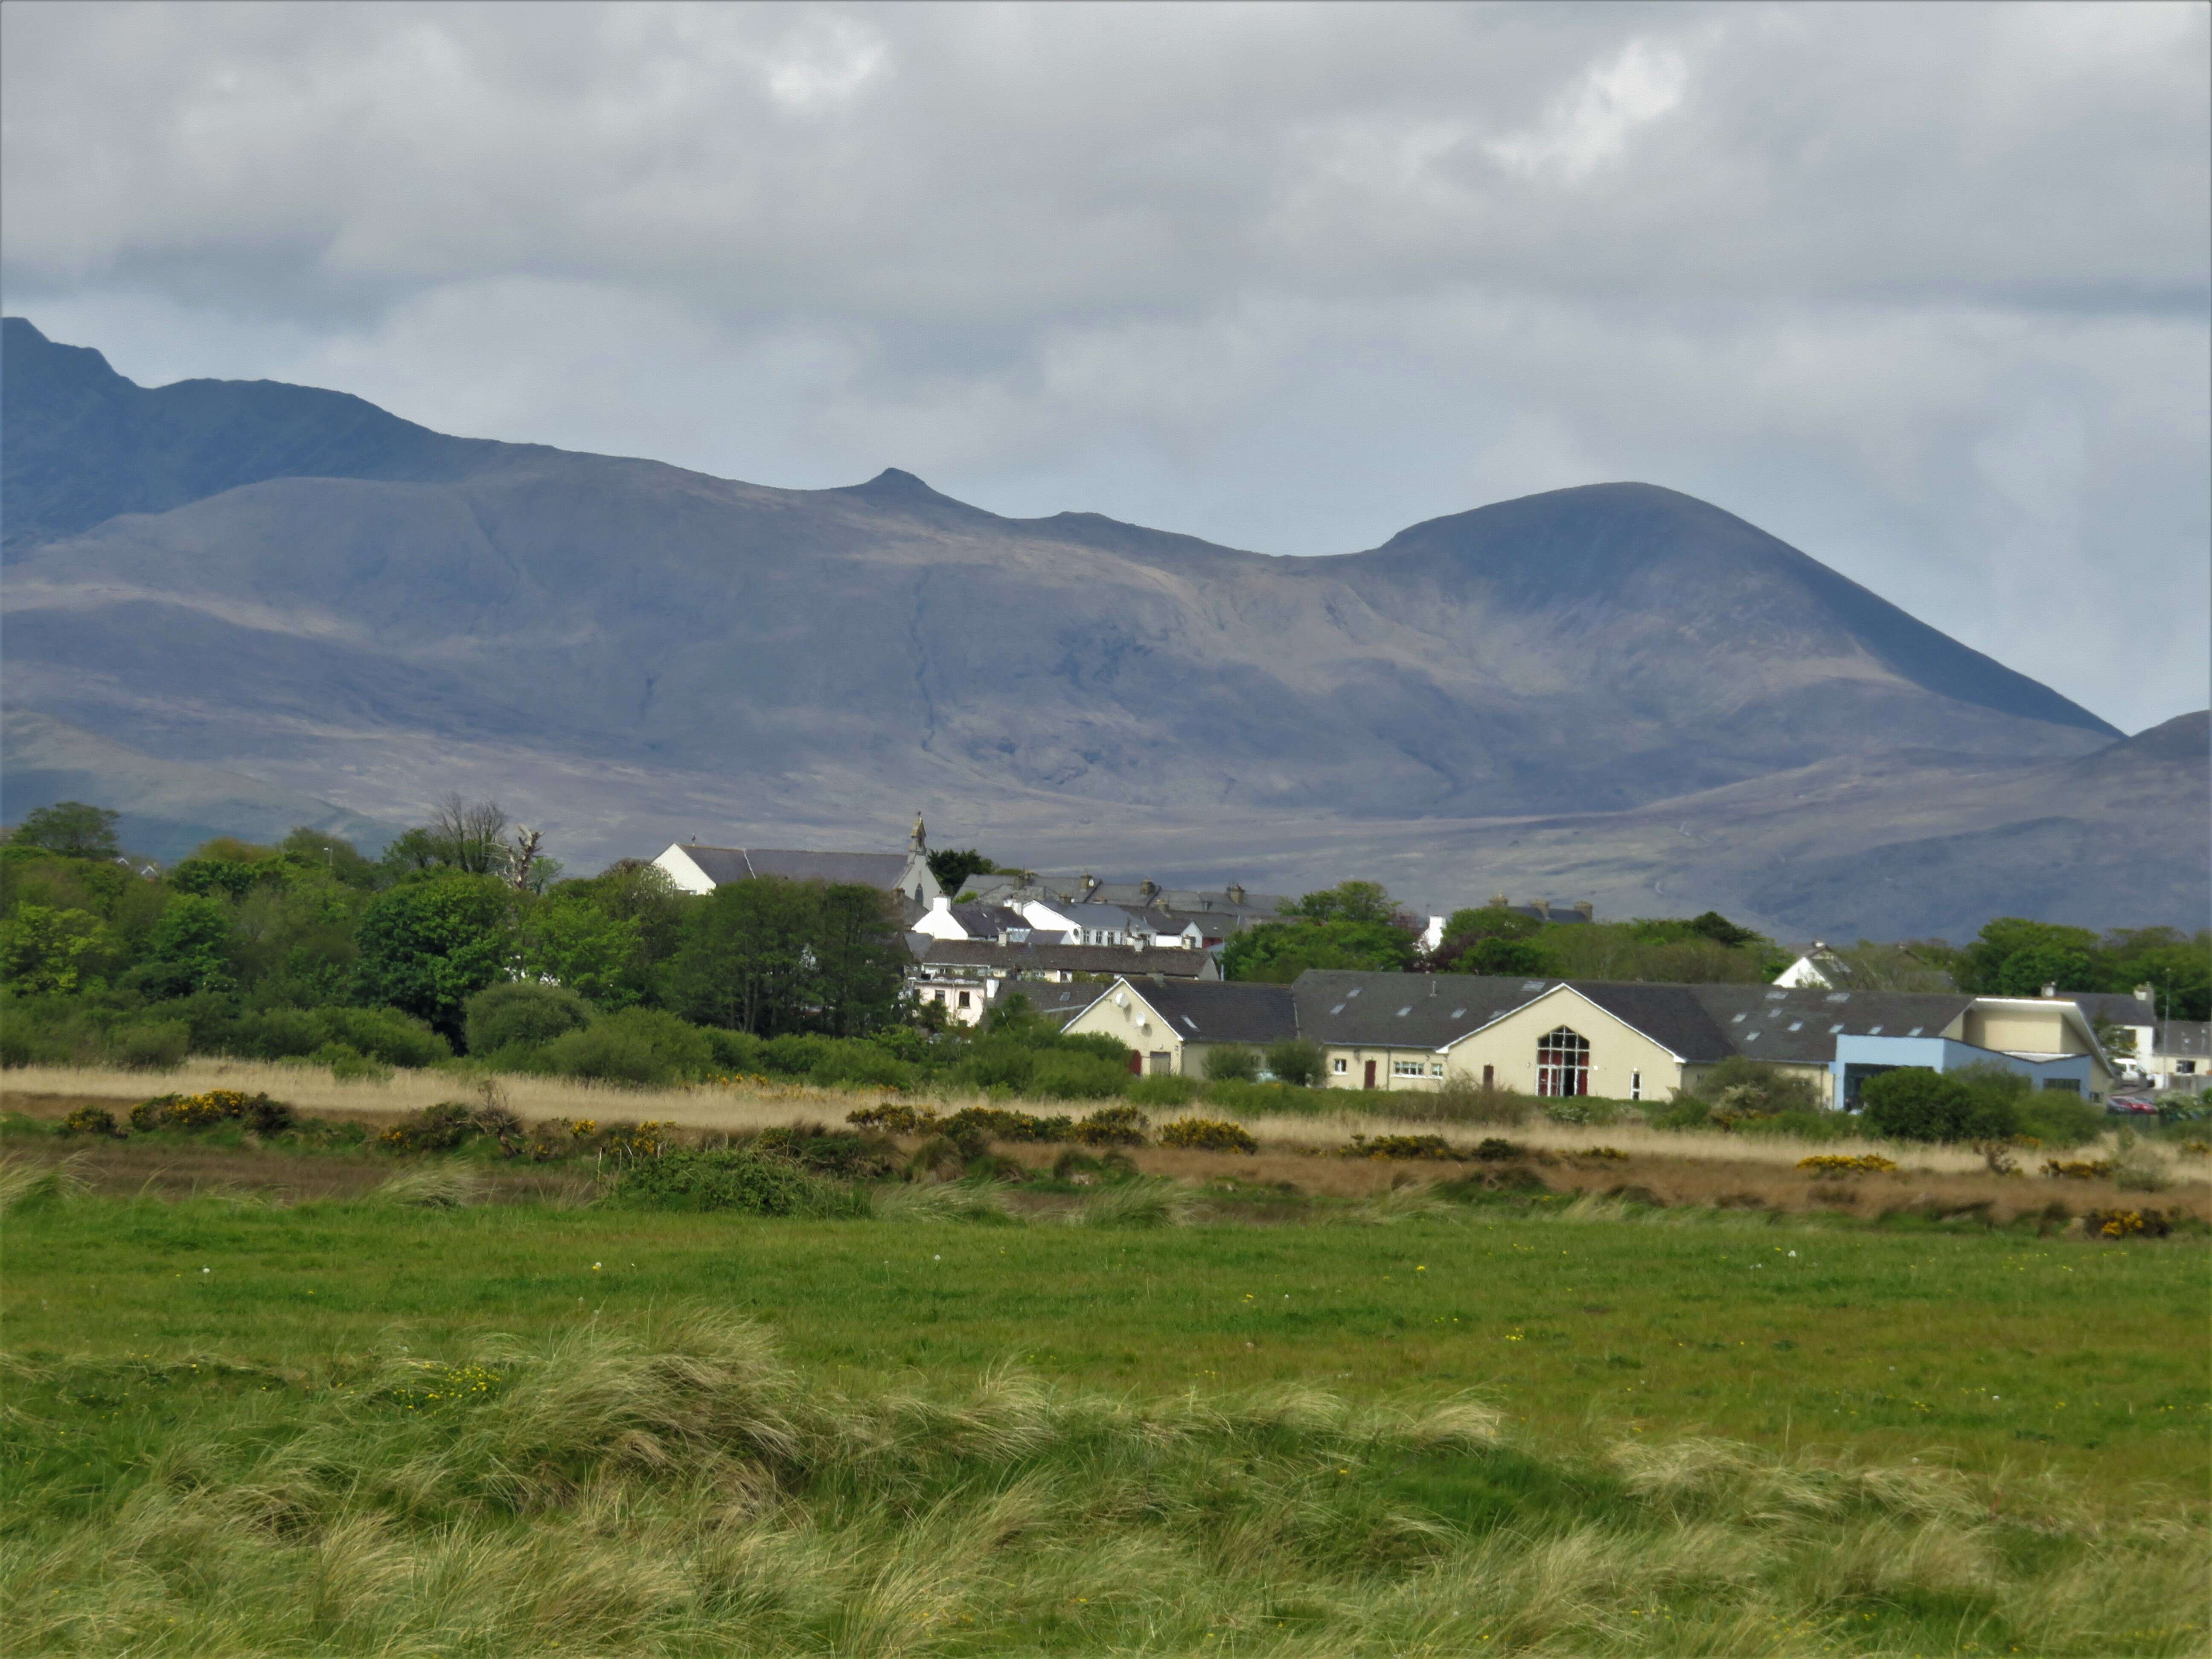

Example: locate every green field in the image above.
[4,1176,2207,1656]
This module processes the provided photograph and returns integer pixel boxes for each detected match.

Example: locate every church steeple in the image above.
[910,812,928,854]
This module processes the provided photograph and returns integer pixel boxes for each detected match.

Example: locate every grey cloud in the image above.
[2,0,2205,731]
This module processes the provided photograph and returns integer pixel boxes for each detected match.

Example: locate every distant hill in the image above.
[2,314,2201,934]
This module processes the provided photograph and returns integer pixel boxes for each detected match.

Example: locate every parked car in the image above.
[2105,1094,2159,1116]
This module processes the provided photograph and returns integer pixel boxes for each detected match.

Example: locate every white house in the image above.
[652,817,941,905]
[1774,943,1851,990]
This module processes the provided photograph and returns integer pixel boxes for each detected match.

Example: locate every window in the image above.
[1630,1070,1642,1101]
[1331,1057,1348,1075]
[1536,1026,1589,1097]
[957,990,971,1009]
[1430,1062,1446,1077]
[2177,1060,2197,1075]
[1392,1059,1426,1078]
[2040,1077,2082,1094]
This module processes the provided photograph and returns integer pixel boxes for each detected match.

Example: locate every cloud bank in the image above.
[4,0,2205,730]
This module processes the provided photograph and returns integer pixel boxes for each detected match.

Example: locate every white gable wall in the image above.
[652,845,717,896]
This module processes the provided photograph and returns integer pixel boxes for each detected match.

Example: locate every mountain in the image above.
[0,708,399,864]
[2,315,2202,937]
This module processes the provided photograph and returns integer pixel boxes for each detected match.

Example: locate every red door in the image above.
[1363,1060,1377,1089]
[1127,1050,1143,1075]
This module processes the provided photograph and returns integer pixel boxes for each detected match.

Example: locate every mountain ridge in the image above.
[1,314,2200,934]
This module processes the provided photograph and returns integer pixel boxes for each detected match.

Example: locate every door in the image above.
[1126,1050,1143,1075]
[1363,1059,1377,1089]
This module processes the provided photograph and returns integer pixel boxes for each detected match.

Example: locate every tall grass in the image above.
[2,1315,2200,1656]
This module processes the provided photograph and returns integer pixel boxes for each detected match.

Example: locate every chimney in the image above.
[2135,982,2154,1004]
[1081,872,1099,896]
[1139,878,1158,903]
[1531,899,1551,921]
[1227,882,1246,906]
[1489,893,1508,908]
[2041,982,2058,999]
[930,895,951,914]
[1574,901,1595,921]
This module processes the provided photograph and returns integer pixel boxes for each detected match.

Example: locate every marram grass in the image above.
[3,1315,2203,1657]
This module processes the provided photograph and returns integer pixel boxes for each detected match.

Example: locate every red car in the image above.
[2105,1095,2159,1115]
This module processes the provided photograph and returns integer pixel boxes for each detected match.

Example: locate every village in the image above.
[649,820,2207,1113]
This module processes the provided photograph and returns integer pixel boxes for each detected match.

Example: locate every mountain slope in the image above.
[2,315,2198,934]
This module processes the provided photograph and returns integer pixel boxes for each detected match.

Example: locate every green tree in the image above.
[1859,1067,2018,1143]
[9,802,122,860]
[1953,919,2100,995]
[808,883,908,1036]
[1265,1038,1327,1087]
[551,861,688,970]
[1223,881,1416,983]
[926,848,995,893]
[1685,911,1762,948]
[1287,881,1401,926]
[279,827,379,888]
[353,875,514,1039]
[517,892,646,1008]
[0,905,115,995]
[1438,905,1544,944]
[1995,943,2097,998]
[136,895,237,997]
[668,876,826,1036]
[1436,936,1550,977]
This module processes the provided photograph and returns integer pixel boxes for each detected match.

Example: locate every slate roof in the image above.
[949,903,1043,939]
[1291,970,1557,1051]
[1128,981,1300,1045]
[1269,970,1982,1066]
[2054,990,2160,1027]
[1682,985,1975,1065]
[679,846,913,890]
[2156,1021,2209,1059]
[1004,982,1102,1027]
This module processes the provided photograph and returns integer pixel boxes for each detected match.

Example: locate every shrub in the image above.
[1203,1079,1330,1117]
[379,1102,485,1155]
[57,1105,119,1137]
[702,1027,767,1074]
[227,1006,330,1060]
[847,1103,936,1135]
[1860,1068,2018,1143]
[1399,1076,1531,1126]
[1694,1056,1826,1121]
[1541,1103,1591,1126]
[1736,1109,1855,1143]
[751,1124,900,1179]
[1264,1039,1327,1089]
[1797,1154,1898,1176]
[465,981,594,1056]
[1650,1097,1713,1132]
[1071,1105,1150,1147]
[1027,1050,1132,1100]
[761,1033,835,1077]
[320,1044,394,1083]
[804,1039,916,1091]
[2041,1159,2114,1179]
[1203,1045,1260,1083]
[538,1007,713,1086]
[607,1148,868,1216]
[1158,1117,1259,1154]
[1344,1132,1460,1161]
[1128,1074,1202,1108]
[128,1089,295,1135]
[2082,1208,2172,1240]
[1473,1138,1525,1162]
[941,1106,1074,1144]
[2015,1092,2105,1147]
[109,1020,189,1071]
[316,1006,453,1069]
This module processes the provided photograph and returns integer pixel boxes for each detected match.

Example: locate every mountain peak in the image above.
[830,466,1001,524]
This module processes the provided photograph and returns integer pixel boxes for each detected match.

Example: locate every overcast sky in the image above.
[5,1,2206,733]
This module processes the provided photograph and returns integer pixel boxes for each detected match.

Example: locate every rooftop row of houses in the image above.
[1061,971,2120,1111]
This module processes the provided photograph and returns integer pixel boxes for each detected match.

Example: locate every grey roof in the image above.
[950,903,1040,939]
[2156,1022,2210,1059]
[1129,980,1300,1045]
[1274,969,1980,1065]
[1680,985,1976,1064]
[1003,981,1100,1026]
[1292,969,1557,1050]
[679,845,913,891]
[2054,990,2160,1026]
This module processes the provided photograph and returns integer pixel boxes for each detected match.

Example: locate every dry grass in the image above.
[8,1061,2205,1224]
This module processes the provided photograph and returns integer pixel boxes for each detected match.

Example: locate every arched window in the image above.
[1536,1026,1589,1097]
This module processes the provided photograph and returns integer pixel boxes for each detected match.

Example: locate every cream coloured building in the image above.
[1062,969,2116,1104]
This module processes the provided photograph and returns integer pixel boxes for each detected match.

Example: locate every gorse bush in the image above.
[606,1148,870,1217]
[1157,1117,1260,1154]
[126,1089,296,1136]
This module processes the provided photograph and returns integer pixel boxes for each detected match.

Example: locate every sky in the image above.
[4,0,2206,734]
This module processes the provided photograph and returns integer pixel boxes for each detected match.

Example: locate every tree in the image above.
[1435,936,1549,977]
[1265,1038,1327,1087]
[668,876,828,1036]
[1223,880,1418,983]
[0,905,115,995]
[516,892,646,1008]
[136,895,237,997]
[1953,918,2100,995]
[1686,911,1762,948]
[807,882,908,1036]
[1438,905,1544,944]
[9,802,121,860]
[553,861,688,969]
[1287,881,1401,926]
[926,848,995,894]
[280,827,379,888]
[1859,1067,2018,1143]
[426,794,510,875]
[353,875,515,1038]
[1995,943,2096,998]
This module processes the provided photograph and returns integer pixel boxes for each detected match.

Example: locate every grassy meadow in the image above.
[2,1074,2209,1655]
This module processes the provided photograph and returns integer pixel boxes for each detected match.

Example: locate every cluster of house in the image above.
[647,828,2201,1109]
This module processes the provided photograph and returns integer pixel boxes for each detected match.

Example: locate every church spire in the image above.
[910,812,928,854]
